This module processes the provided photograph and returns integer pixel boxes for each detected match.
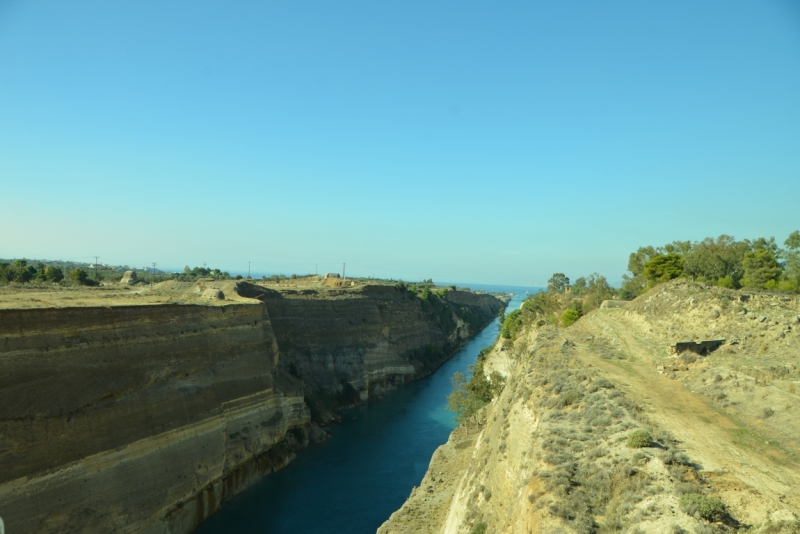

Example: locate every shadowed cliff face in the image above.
[243,284,504,405]
[0,282,503,534]
[0,300,307,534]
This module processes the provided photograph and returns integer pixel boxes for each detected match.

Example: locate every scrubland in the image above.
[380,280,800,534]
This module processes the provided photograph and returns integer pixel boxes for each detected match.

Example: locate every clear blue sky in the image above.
[1,1,799,286]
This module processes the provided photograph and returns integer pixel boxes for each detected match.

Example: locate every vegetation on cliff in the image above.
[447,348,505,423]
[621,231,800,297]
[498,272,615,343]
[494,230,800,346]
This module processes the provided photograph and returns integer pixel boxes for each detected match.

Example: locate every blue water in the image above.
[195,285,533,534]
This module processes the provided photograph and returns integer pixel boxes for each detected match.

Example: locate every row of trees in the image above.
[0,260,96,286]
[620,231,800,298]
[179,266,232,280]
[0,259,335,286]
[497,231,800,341]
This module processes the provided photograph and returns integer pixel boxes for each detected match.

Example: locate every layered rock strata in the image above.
[0,282,502,534]
[244,284,503,402]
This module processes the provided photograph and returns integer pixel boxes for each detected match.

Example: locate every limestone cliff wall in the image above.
[243,284,504,401]
[0,301,309,533]
[0,282,503,534]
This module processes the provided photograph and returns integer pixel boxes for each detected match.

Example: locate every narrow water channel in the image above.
[195,285,530,534]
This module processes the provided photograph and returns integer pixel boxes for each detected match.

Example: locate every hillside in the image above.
[380,280,800,533]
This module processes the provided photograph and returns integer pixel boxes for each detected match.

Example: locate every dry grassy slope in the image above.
[379,280,800,534]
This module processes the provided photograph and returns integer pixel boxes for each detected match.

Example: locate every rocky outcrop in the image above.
[120,270,138,284]
[0,282,503,534]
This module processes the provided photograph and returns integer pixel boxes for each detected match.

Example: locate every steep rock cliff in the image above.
[243,284,503,404]
[0,281,503,534]
[0,299,308,534]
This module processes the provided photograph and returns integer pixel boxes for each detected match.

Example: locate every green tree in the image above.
[783,231,800,290]
[447,355,505,424]
[662,240,692,256]
[45,266,64,282]
[627,246,660,277]
[547,273,570,294]
[752,236,780,255]
[34,262,48,282]
[622,245,664,298]
[12,260,35,283]
[583,273,615,310]
[642,254,684,285]
[741,249,781,289]
[69,268,89,285]
[619,273,646,299]
[786,231,800,251]
[682,235,750,286]
[570,277,587,296]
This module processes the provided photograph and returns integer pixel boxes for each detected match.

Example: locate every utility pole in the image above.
[203,262,207,270]
[343,263,346,280]
[152,262,157,276]
[248,261,251,278]
[94,256,99,280]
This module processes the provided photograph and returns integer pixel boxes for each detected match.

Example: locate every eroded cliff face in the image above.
[0,281,503,534]
[246,284,503,405]
[0,299,308,534]
[380,283,800,534]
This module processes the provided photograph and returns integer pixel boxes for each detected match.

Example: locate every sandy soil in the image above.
[569,305,800,527]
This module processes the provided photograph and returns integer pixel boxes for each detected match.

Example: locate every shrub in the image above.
[470,522,487,534]
[562,389,581,406]
[627,429,652,448]
[501,309,524,340]
[717,275,735,288]
[561,309,580,327]
[679,493,727,522]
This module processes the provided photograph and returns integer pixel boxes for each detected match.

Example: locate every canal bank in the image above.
[195,286,530,534]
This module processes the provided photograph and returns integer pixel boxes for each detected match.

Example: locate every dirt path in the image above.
[570,309,800,527]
